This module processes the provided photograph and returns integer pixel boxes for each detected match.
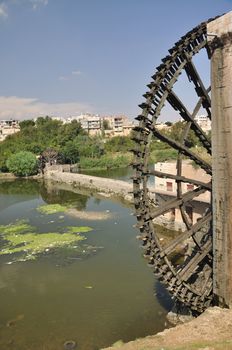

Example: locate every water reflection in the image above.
[40,181,89,210]
[78,167,133,182]
[0,178,40,195]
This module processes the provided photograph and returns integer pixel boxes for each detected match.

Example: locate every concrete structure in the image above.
[155,122,172,131]
[32,114,136,138]
[208,11,232,308]
[155,160,210,201]
[102,115,136,137]
[0,119,20,141]
[63,114,135,137]
[154,161,211,230]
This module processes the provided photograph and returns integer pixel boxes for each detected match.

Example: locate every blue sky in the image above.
[0,0,231,120]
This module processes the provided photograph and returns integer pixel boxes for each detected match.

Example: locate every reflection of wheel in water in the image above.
[132,18,215,313]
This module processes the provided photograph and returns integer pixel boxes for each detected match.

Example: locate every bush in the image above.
[105,136,134,152]
[150,149,178,163]
[7,151,39,177]
[79,153,132,169]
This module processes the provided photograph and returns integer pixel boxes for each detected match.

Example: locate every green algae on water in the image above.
[0,220,35,235]
[0,220,93,263]
[37,204,68,215]
[66,226,93,233]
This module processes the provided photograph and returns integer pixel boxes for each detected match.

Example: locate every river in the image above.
[0,177,172,350]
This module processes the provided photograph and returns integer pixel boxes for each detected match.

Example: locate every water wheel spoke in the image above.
[146,170,211,190]
[150,127,212,175]
[185,58,211,116]
[177,240,212,282]
[149,186,208,220]
[167,91,211,153]
[191,87,211,121]
[160,212,212,257]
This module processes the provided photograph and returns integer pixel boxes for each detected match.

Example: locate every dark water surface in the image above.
[79,167,133,182]
[0,179,172,350]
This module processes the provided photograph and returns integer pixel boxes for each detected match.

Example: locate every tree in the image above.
[62,141,80,164]
[102,119,111,130]
[19,120,35,129]
[57,120,85,146]
[166,121,199,147]
[7,151,39,177]
[74,136,104,158]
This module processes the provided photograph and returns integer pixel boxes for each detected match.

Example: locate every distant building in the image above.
[194,115,211,133]
[6,114,137,139]
[155,122,172,131]
[65,114,137,138]
[80,115,102,136]
[0,119,20,142]
[102,115,137,138]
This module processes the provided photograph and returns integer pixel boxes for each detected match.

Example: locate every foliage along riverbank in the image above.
[0,116,210,176]
[0,116,134,174]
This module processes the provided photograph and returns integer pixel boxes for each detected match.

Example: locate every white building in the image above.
[194,115,211,133]
[0,119,20,142]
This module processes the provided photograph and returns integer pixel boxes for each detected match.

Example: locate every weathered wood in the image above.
[167,90,211,152]
[184,59,211,113]
[150,127,212,174]
[160,212,212,257]
[149,186,208,220]
[208,11,232,308]
[177,240,212,282]
[147,169,211,190]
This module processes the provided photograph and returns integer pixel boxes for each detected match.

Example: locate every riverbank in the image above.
[0,172,16,179]
[104,307,232,350]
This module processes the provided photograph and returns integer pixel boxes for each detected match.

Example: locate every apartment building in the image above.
[67,114,136,137]
[0,119,20,142]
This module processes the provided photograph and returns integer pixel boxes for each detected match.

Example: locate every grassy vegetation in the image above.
[79,153,132,170]
[190,146,212,168]
[150,148,178,164]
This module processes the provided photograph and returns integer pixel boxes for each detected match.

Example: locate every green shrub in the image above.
[79,153,132,169]
[105,136,134,152]
[7,151,39,177]
[150,149,178,163]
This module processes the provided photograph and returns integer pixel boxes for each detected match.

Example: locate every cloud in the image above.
[0,96,94,120]
[30,0,48,10]
[58,76,69,81]
[0,1,48,18]
[58,70,82,81]
[0,3,8,18]
[72,70,81,76]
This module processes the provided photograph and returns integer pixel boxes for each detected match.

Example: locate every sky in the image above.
[0,0,231,121]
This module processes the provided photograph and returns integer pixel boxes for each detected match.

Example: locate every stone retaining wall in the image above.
[44,170,133,203]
